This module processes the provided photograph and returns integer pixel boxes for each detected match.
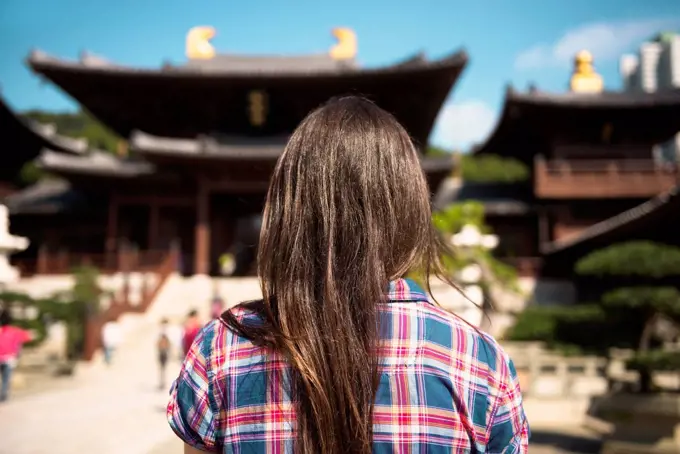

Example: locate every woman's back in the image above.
[167,96,528,453]
[168,279,528,452]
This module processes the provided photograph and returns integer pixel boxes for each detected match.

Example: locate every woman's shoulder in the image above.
[414,303,515,380]
[197,301,267,348]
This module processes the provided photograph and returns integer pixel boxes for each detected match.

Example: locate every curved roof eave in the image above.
[1,94,87,156]
[27,48,468,80]
[473,87,680,156]
[37,148,155,178]
[129,130,286,161]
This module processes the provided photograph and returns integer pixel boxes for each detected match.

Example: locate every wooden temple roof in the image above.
[4,179,87,215]
[541,185,680,276]
[27,49,468,146]
[473,87,680,162]
[173,52,359,74]
[1,94,87,182]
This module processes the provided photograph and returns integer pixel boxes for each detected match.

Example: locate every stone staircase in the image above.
[145,274,262,324]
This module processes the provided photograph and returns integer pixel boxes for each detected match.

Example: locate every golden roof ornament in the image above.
[186,26,216,60]
[569,50,603,94]
[329,28,357,60]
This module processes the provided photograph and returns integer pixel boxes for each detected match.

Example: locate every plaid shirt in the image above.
[167,279,529,453]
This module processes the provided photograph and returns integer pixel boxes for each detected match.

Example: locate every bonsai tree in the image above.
[576,241,680,392]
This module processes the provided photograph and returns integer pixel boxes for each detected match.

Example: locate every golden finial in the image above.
[329,28,357,60]
[569,50,603,93]
[186,26,216,60]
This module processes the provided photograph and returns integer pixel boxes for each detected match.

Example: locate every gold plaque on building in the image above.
[248,90,268,127]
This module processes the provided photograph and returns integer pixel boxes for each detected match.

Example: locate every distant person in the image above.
[101,319,122,366]
[210,295,225,320]
[157,318,171,390]
[167,97,529,453]
[181,310,201,357]
[0,310,33,402]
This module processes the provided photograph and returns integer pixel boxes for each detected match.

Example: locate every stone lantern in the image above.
[449,224,498,327]
[0,204,29,286]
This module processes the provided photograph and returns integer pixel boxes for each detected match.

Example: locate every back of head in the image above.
[225,96,441,453]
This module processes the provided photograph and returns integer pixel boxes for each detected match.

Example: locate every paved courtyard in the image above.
[0,318,182,454]
[0,317,600,454]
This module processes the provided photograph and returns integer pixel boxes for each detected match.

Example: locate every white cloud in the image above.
[515,18,680,70]
[430,101,496,151]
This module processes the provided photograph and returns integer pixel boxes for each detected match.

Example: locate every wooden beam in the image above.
[116,195,194,206]
[204,180,270,193]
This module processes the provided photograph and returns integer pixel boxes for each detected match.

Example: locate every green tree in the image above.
[576,241,680,391]
[0,265,104,360]
[411,201,519,328]
[432,201,519,291]
[425,148,530,183]
[507,241,680,380]
[459,154,529,183]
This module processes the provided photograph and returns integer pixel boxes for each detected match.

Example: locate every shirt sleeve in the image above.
[167,323,220,452]
[487,356,530,454]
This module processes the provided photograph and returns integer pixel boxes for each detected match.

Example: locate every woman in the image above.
[0,309,33,402]
[181,310,201,357]
[168,97,529,453]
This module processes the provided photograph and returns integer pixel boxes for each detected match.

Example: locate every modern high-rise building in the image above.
[620,32,680,162]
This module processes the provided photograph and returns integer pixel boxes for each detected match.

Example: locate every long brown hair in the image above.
[224,96,452,453]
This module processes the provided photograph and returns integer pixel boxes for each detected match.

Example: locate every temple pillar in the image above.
[194,179,210,275]
[106,194,119,256]
[148,196,160,249]
[538,208,550,247]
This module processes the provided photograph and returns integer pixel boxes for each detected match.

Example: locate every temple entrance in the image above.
[208,192,264,276]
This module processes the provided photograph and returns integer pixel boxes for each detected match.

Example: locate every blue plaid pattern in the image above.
[168,278,529,452]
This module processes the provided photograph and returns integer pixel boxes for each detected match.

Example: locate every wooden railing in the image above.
[534,156,679,198]
[81,247,179,361]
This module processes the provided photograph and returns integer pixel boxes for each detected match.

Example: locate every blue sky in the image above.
[1,0,678,151]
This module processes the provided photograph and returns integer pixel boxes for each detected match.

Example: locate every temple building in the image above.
[445,51,680,299]
[9,28,464,276]
[1,94,88,198]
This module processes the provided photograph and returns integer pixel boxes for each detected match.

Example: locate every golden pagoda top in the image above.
[569,50,603,93]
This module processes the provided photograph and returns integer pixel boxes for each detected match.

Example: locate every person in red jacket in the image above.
[0,310,33,402]
[181,310,201,357]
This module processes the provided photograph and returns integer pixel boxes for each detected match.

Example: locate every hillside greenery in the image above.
[426,147,529,183]
[21,109,121,154]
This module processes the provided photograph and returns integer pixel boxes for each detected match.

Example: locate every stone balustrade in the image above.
[502,342,608,399]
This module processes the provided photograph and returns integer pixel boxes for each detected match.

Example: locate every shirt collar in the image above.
[386,278,430,303]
